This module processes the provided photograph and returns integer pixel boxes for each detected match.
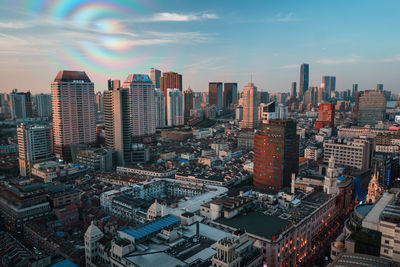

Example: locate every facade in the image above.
[183,89,194,123]
[304,146,321,161]
[122,74,156,137]
[223,82,238,108]
[51,70,96,159]
[154,88,166,128]
[259,101,276,122]
[160,72,182,122]
[356,90,387,126]
[291,82,297,99]
[104,80,132,165]
[299,63,309,100]
[323,138,372,171]
[10,90,33,119]
[149,68,161,88]
[315,103,335,129]
[76,148,113,171]
[239,83,258,129]
[166,88,184,127]
[253,120,299,190]
[17,123,52,176]
[209,82,223,108]
[35,93,52,117]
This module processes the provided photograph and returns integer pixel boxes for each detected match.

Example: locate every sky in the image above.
[1,0,400,94]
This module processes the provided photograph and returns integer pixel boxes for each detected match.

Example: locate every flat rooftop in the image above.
[363,193,394,231]
[216,211,291,240]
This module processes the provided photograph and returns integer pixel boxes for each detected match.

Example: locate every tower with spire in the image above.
[84,221,104,267]
[324,156,339,195]
[366,166,383,203]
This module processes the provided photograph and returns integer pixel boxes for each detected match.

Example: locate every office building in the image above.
[209,82,223,108]
[155,88,166,128]
[123,74,156,137]
[253,120,299,190]
[239,83,258,129]
[377,84,384,91]
[17,124,52,176]
[322,76,336,98]
[149,68,161,88]
[323,138,372,170]
[315,103,335,129]
[183,89,194,123]
[51,70,96,159]
[10,90,33,119]
[352,84,359,97]
[35,93,52,117]
[167,88,183,127]
[291,82,297,98]
[356,90,387,126]
[259,91,269,104]
[76,148,113,171]
[95,91,103,113]
[259,101,276,122]
[104,80,132,166]
[223,82,238,108]
[299,63,309,100]
[160,72,182,122]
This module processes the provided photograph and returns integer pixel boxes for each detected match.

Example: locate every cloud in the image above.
[279,64,299,69]
[134,12,219,22]
[317,55,361,65]
[0,21,32,29]
[377,55,400,63]
[269,12,302,22]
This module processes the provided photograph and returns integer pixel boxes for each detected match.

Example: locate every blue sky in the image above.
[1,0,400,93]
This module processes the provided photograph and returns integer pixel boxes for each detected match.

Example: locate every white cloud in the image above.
[317,55,361,65]
[135,12,219,22]
[266,13,302,22]
[0,21,32,29]
[279,64,299,69]
[377,55,400,63]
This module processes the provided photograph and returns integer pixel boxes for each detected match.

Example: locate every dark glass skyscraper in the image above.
[209,82,223,108]
[291,82,297,99]
[253,119,299,190]
[299,63,309,100]
[223,83,238,108]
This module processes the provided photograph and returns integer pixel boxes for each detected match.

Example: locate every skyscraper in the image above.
[104,80,131,165]
[160,72,182,122]
[166,88,183,127]
[95,91,104,113]
[35,93,52,117]
[377,84,384,91]
[299,63,309,100]
[253,120,299,190]
[149,68,161,88]
[123,74,155,137]
[291,82,297,99]
[183,89,194,123]
[321,76,336,99]
[239,83,258,129]
[51,70,96,159]
[259,91,270,104]
[10,90,33,119]
[18,123,52,176]
[223,83,238,108]
[155,88,166,128]
[356,90,387,126]
[352,84,359,97]
[209,82,223,108]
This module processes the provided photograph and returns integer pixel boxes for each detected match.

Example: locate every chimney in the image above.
[291,173,295,194]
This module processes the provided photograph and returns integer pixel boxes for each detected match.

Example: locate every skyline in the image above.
[1,0,400,93]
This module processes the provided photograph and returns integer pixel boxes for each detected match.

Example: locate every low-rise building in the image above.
[76,148,113,171]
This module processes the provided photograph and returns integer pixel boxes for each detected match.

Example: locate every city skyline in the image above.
[1,0,400,93]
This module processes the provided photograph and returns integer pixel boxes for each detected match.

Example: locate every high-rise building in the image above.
[239,83,258,129]
[160,72,182,122]
[18,124,52,176]
[149,68,161,88]
[183,89,194,123]
[104,80,132,165]
[209,82,223,108]
[377,84,384,91]
[299,64,309,100]
[154,88,166,128]
[259,91,270,104]
[51,70,96,159]
[166,88,183,126]
[193,92,202,110]
[259,101,276,122]
[315,103,335,129]
[291,82,297,99]
[352,84,359,97]
[223,83,238,108]
[35,93,52,117]
[10,90,33,119]
[123,74,155,137]
[95,91,104,113]
[322,76,336,98]
[253,120,299,190]
[356,90,387,126]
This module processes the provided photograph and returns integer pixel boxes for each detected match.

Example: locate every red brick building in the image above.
[315,103,335,130]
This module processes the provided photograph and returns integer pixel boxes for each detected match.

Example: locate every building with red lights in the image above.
[253,120,299,190]
[315,103,335,130]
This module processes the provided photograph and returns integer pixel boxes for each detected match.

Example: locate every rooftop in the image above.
[216,211,291,240]
[124,74,152,83]
[53,70,91,83]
